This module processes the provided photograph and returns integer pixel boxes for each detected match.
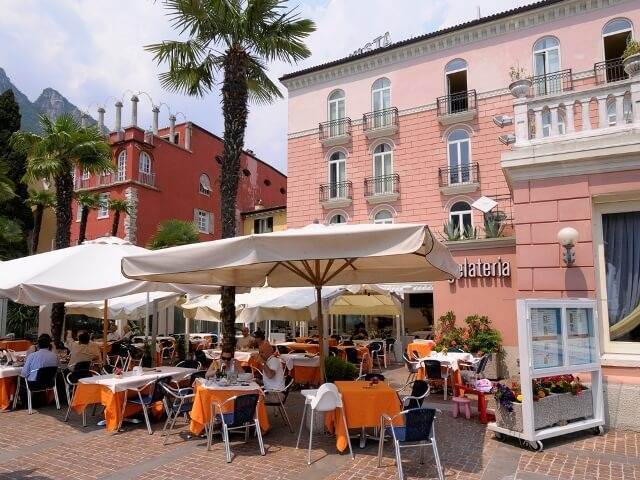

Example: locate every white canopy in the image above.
[0,237,216,305]
[65,291,182,321]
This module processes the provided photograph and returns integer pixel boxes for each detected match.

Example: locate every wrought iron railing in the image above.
[364,174,400,197]
[138,171,156,187]
[319,181,352,202]
[438,163,479,187]
[594,58,628,85]
[436,90,477,116]
[363,107,399,131]
[318,118,352,141]
[530,69,573,97]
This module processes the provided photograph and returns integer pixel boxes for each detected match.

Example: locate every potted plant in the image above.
[508,64,532,98]
[623,39,640,78]
[463,314,504,379]
[141,340,153,368]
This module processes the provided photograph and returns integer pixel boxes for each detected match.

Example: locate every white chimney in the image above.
[130,95,139,127]
[185,122,192,150]
[115,101,123,131]
[97,107,105,132]
[169,114,176,144]
[152,106,159,135]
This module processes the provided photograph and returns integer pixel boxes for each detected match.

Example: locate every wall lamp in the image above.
[557,227,579,267]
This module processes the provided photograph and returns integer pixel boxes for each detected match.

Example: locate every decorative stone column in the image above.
[124,186,138,244]
[615,94,625,126]
[549,105,559,137]
[597,96,608,129]
[513,102,528,143]
[130,95,139,127]
[534,109,543,139]
[565,102,575,133]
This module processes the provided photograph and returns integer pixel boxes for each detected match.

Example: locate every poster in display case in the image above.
[567,308,595,365]
[530,307,563,369]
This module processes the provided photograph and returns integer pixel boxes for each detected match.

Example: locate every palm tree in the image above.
[0,162,15,202]
[148,219,199,250]
[147,0,314,355]
[108,198,130,237]
[26,189,55,254]
[11,114,113,341]
[76,192,101,244]
[0,217,22,260]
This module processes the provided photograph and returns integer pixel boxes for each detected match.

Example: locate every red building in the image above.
[71,102,286,246]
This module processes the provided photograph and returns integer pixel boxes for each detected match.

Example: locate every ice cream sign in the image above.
[456,257,511,279]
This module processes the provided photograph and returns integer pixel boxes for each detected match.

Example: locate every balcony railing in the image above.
[437,90,477,117]
[138,171,156,187]
[318,118,352,143]
[530,69,573,97]
[319,181,352,203]
[594,58,628,85]
[438,163,479,188]
[363,107,398,132]
[98,173,114,186]
[364,174,400,198]
[74,178,90,190]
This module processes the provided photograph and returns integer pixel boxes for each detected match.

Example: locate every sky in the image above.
[0,0,533,174]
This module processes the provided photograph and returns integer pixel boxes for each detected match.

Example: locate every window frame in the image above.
[446,129,471,184]
[116,151,126,182]
[602,17,633,38]
[139,152,152,174]
[254,216,274,234]
[371,77,391,112]
[449,201,473,231]
[373,209,394,224]
[97,193,110,219]
[328,213,346,225]
[195,209,210,234]
[533,36,561,78]
[327,89,346,122]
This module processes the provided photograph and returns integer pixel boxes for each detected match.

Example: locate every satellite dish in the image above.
[493,114,513,128]
[498,134,516,146]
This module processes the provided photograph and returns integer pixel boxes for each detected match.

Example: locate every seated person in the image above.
[64,331,101,371]
[236,327,253,350]
[106,324,121,342]
[21,334,59,381]
[254,331,285,392]
[26,334,59,357]
[205,350,241,379]
[120,325,133,342]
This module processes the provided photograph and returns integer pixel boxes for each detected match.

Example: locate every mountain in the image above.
[0,67,96,133]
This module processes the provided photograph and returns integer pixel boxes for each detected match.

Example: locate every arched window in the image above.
[445,59,469,112]
[371,78,391,112]
[328,151,347,199]
[450,201,473,233]
[373,210,393,224]
[116,151,126,182]
[199,173,211,195]
[329,213,346,225]
[139,152,152,174]
[328,89,346,137]
[372,143,393,194]
[533,36,561,95]
[602,18,633,82]
[447,129,471,184]
[607,95,633,126]
[603,18,633,36]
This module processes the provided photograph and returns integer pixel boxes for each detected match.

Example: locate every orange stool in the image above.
[452,396,471,419]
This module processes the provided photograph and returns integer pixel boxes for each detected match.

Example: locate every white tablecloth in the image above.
[79,366,195,393]
[203,349,258,362]
[279,353,320,369]
[0,366,21,379]
[422,352,474,372]
[197,379,262,392]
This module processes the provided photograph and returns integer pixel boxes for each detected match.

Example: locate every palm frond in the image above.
[246,56,282,104]
[0,217,23,247]
[0,162,15,202]
[108,198,131,214]
[26,189,56,209]
[252,5,314,63]
[75,192,102,209]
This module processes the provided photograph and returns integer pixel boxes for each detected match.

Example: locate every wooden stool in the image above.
[452,396,472,419]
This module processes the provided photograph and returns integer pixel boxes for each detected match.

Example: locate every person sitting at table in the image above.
[25,333,59,357]
[64,331,101,371]
[352,323,369,340]
[236,327,253,350]
[205,350,241,379]
[254,331,285,391]
[21,334,58,381]
[106,324,121,342]
[120,325,133,342]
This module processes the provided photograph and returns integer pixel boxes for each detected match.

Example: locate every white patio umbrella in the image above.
[65,291,182,321]
[122,223,459,378]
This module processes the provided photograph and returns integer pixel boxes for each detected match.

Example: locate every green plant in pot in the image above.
[324,356,358,382]
[442,220,461,241]
[623,39,640,77]
[141,341,153,368]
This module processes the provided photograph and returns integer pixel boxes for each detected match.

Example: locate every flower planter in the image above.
[623,53,640,78]
[495,394,559,432]
[509,79,532,99]
[555,390,593,422]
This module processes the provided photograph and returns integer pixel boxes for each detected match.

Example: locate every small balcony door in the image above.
[533,37,561,95]
[373,143,393,194]
[602,18,632,82]
[328,151,346,199]
[371,78,391,128]
[445,59,468,113]
[447,129,470,184]
[328,90,346,137]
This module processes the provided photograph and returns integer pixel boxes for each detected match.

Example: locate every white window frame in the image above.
[328,151,347,199]
[81,168,90,180]
[602,17,633,40]
[533,36,561,76]
[139,152,152,174]
[449,201,473,231]
[116,151,126,182]
[328,89,346,121]
[199,173,211,196]
[541,109,566,137]
[372,143,393,194]
[593,197,640,357]
[195,209,210,234]
[97,193,109,219]
[254,217,273,234]
[373,209,393,224]
[444,58,468,95]
[371,78,391,112]
[328,213,346,225]
[446,129,471,184]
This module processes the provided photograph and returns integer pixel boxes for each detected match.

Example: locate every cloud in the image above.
[0,0,533,174]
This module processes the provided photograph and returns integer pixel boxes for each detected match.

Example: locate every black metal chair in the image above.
[377,408,444,480]
[385,338,397,363]
[64,369,99,426]
[207,393,266,463]
[403,353,421,385]
[368,341,384,372]
[263,374,294,432]
[14,366,60,414]
[423,359,451,400]
[71,361,91,372]
[120,376,170,434]
[357,373,386,382]
[396,380,430,409]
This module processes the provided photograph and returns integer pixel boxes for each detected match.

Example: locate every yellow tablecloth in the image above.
[326,381,401,452]
[189,384,269,435]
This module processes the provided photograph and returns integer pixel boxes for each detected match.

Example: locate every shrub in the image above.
[325,355,357,382]
[434,311,465,351]
[623,39,640,59]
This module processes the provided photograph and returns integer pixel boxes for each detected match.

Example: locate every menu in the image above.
[567,308,595,365]
[530,308,563,369]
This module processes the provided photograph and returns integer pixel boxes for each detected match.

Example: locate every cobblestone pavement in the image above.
[0,365,638,479]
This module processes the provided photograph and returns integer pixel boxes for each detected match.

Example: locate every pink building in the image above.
[282,0,640,429]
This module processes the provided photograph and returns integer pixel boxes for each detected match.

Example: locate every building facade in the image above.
[70,101,287,247]
[281,0,640,429]
[241,204,287,235]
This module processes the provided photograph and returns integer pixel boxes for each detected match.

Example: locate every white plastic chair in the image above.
[295,383,354,465]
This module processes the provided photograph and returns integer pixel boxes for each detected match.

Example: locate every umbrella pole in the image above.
[102,299,108,363]
[315,286,326,381]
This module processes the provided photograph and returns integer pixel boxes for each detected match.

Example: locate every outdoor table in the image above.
[326,380,401,452]
[335,346,372,372]
[0,365,21,410]
[71,366,195,432]
[418,351,475,386]
[277,342,319,354]
[279,353,321,385]
[406,340,435,359]
[0,340,32,351]
[189,379,269,435]
[203,349,260,369]
[453,382,494,424]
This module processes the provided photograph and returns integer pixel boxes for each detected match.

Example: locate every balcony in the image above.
[362,108,399,139]
[137,171,156,188]
[318,118,351,147]
[529,69,573,97]
[594,58,628,85]
[364,174,400,203]
[436,90,477,125]
[319,181,352,208]
[438,163,480,195]
[74,178,90,190]
[98,173,114,186]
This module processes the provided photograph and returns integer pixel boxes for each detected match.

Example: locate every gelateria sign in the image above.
[455,257,511,280]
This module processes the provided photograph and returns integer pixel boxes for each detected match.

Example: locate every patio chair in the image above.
[119,377,170,434]
[161,345,175,366]
[263,373,295,432]
[396,380,430,409]
[368,341,385,371]
[329,346,339,357]
[296,383,354,465]
[160,382,196,444]
[402,353,420,385]
[276,345,291,355]
[344,347,364,377]
[64,369,100,426]
[377,407,444,480]
[423,360,450,401]
[175,359,202,370]
[13,366,60,414]
[206,393,266,463]
[385,338,397,364]
[194,349,209,366]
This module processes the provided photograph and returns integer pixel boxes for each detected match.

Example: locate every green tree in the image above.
[0,162,15,202]
[11,114,113,341]
[76,192,101,244]
[148,219,199,250]
[26,188,55,254]
[108,197,130,237]
[0,217,23,260]
[147,0,314,355]
[0,89,32,258]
